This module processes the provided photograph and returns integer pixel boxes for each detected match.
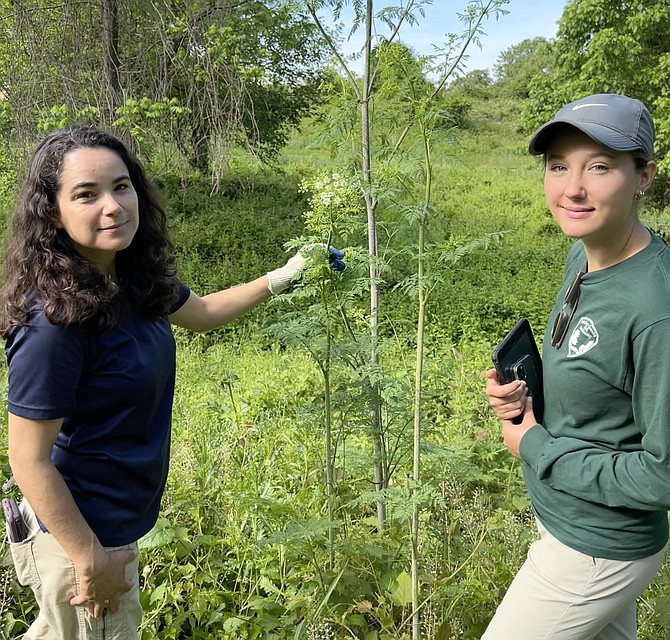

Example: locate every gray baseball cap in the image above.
[528,93,655,158]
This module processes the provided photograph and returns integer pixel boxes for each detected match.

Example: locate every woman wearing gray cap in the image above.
[483,93,667,639]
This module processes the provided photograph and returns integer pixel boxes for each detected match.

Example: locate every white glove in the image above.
[266,251,307,295]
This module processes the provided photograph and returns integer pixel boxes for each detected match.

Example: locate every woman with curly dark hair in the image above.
[0,125,343,639]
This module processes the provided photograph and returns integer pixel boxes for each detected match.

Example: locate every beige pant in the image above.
[9,504,142,640]
[481,521,666,640]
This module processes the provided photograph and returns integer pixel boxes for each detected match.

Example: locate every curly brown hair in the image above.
[0,125,180,336]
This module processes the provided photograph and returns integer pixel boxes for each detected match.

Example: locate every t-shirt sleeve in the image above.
[5,313,85,420]
[170,280,191,315]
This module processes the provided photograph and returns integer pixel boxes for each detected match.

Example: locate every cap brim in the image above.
[528,121,645,156]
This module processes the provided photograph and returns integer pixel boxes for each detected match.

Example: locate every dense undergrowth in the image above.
[2,95,670,639]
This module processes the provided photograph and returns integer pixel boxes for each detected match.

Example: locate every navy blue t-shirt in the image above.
[5,282,191,546]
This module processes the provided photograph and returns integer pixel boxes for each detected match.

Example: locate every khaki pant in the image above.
[481,521,666,640]
[9,504,142,640]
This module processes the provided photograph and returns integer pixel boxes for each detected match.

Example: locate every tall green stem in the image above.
[307,0,387,532]
[411,121,432,640]
[361,0,387,531]
[321,287,336,571]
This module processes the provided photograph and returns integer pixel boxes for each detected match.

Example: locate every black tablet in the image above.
[491,318,544,423]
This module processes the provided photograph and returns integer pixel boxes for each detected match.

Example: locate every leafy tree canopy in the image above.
[449,69,493,99]
[493,37,552,99]
[0,0,328,174]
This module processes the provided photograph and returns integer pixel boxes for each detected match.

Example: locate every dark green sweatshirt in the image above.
[520,234,670,560]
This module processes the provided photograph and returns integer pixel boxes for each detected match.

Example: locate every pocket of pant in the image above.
[9,533,41,589]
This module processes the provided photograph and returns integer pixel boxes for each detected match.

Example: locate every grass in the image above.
[1,93,670,638]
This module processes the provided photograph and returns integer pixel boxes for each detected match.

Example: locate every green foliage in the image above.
[35,105,100,133]
[434,93,472,130]
[200,3,328,160]
[551,0,669,107]
[2,0,670,632]
[0,137,18,227]
[448,69,493,100]
[440,70,497,130]
[127,338,534,639]
[159,168,307,348]
[0,0,327,175]
[299,172,366,243]
[0,101,12,138]
[492,37,553,99]
[2,89,670,638]
[371,40,434,104]
[113,97,191,161]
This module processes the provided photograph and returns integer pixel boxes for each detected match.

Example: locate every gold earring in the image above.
[634,190,645,201]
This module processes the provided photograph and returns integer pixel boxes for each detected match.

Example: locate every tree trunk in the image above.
[100,0,121,122]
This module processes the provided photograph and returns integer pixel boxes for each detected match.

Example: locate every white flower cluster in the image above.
[305,172,357,213]
[306,620,336,640]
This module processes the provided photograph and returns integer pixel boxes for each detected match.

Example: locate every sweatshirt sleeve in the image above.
[519,318,670,512]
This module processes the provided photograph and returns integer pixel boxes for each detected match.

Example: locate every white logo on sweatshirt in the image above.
[567,317,599,358]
